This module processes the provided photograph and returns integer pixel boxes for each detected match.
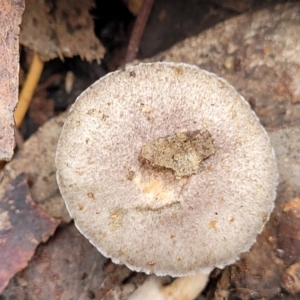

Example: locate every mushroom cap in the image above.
[56,62,278,277]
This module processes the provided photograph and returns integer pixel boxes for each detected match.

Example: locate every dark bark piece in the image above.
[20,0,105,62]
[0,173,60,292]
[0,0,24,161]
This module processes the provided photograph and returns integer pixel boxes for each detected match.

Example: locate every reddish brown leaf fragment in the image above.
[0,173,60,292]
[0,0,24,161]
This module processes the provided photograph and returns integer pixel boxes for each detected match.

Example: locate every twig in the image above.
[125,0,155,63]
[14,52,44,127]
[14,126,24,150]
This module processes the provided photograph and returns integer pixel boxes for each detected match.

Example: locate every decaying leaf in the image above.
[0,0,24,161]
[1,224,131,300]
[20,0,105,62]
[0,173,60,292]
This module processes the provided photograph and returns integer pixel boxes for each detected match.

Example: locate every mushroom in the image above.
[55,62,278,299]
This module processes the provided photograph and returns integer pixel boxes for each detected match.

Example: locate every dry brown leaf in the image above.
[0,0,24,161]
[0,173,60,292]
[20,0,105,62]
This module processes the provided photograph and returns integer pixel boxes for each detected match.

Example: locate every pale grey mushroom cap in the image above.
[56,62,278,277]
